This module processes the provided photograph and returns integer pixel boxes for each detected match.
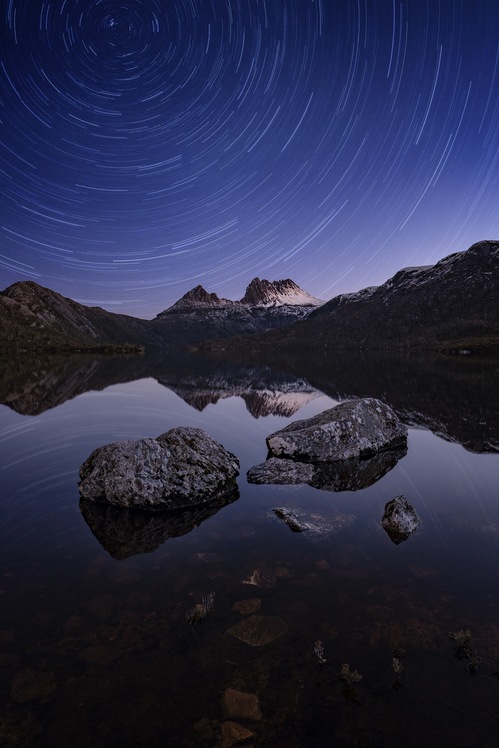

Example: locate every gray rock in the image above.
[381,495,420,544]
[273,507,308,532]
[266,398,407,462]
[79,427,239,511]
[248,458,314,485]
[247,447,406,492]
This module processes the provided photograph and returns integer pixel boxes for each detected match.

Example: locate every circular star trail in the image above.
[1,0,499,316]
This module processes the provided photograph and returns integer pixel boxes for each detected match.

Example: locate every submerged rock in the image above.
[242,566,277,588]
[11,669,57,703]
[220,721,255,747]
[79,427,239,511]
[226,615,288,646]
[273,507,308,532]
[381,495,420,544]
[247,447,406,492]
[266,398,407,462]
[231,598,262,615]
[272,507,356,541]
[221,688,262,721]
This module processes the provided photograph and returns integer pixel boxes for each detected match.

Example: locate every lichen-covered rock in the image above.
[381,495,420,544]
[79,427,239,511]
[247,458,315,486]
[266,398,407,462]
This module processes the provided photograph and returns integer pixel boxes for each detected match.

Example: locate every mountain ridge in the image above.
[0,275,322,352]
[205,240,499,355]
[156,277,323,317]
[1,241,498,354]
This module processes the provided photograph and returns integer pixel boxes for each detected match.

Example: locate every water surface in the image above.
[0,353,498,747]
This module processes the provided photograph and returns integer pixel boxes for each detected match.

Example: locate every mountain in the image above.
[0,276,322,353]
[157,278,323,316]
[151,277,323,345]
[210,241,499,354]
[2,242,497,355]
[161,285,234,310]
[0,281,156,352]
[240,278,323,307]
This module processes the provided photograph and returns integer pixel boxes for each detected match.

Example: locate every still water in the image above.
[0,353,498,747]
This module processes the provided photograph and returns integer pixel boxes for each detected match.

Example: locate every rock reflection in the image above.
[247,446,407,492]
[79,489,239,559]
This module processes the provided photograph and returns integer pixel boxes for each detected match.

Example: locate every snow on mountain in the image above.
[241,278,324,307]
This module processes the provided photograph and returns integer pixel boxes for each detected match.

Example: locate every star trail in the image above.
[1,0,499,317]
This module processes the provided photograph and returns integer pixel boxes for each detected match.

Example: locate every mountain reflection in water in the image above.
[0,350,498,453]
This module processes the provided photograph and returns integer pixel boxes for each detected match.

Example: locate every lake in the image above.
[0,352,498,747]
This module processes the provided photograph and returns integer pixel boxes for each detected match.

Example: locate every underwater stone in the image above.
[11,669,57,703]
[221,688,262,721]
[271,507,356,541]
[273,507,308,532]
[232,598,262,614]
[220,721,255,747]
[226,615,288,646]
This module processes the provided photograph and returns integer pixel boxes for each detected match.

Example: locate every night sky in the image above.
[1,1,499,318]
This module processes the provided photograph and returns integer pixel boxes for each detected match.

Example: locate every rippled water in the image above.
[0,354,498,747]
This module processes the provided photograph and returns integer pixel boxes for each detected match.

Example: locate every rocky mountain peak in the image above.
[157,276,323,317]
[4,280,49,303]
[241,277,322,307]
[156,284,232,317]
[179,285,222,305]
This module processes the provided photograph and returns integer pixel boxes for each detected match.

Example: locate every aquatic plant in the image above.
[391,642,406,690]
[465,655,482,676]
[449,629,484,675]
[313,640,327,664]
[185,591,215,624]
[448,629,472,660]
[339,663,363,685]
